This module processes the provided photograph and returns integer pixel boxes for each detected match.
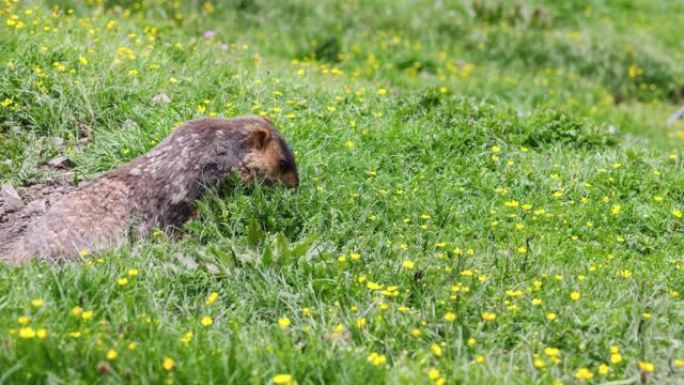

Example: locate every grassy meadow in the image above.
[1,0,684,383]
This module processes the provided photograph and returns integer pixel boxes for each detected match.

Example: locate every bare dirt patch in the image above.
[0,174,83,257]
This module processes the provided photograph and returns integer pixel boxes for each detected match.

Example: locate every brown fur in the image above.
[1,116,298,265]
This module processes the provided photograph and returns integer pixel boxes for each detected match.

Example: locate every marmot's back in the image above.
[1,116,299,265]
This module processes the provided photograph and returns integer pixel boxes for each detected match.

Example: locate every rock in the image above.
[203,263,220,275]
[52,137,65,148]
[47,155,75,169]
[176,253,199,270]
[0,183,24,212]
[76,121,91,138]
[152,93,171,105]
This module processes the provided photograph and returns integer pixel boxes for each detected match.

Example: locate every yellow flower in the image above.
[377,88,387,96]
[272,374,297,385]
[403,260,415,269]
[79,56,88,65]
[206,292,219,305]
[128,269,139,277]
[610,352,622,364]
[431,343,443,357]
[367,352,387,366]
[638,361,654,373]
[127,342,138,350]
[106,349,118,360]
[544,347,560,358]
[467,338,477,347]
[18,327,36,339]
[534,359,545,369]
[674,359,684,368]
[180,330,193,345]
[18,316,30,325]
[201,315,213,327]
[570,291,581,301]
[117,277,129,286]
[673,209,683,218]
[355,318,367,329]
[82,310,94,320]
[575,368,593,380]
[410,328,422,337]
[481,311,496,321]
[611,204,621,215]
[203,2,215,13]
[31,298,44,308]
[598,364,609,375]
[546,312,557,321]
[278,317,291,329]
[163,357,176,371]
[475,355,486,364]
[443,312,456,321]
[427,368,440,380]
[36,328,48,339]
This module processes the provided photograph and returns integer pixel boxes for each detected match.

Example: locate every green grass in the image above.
[1,0,684,384]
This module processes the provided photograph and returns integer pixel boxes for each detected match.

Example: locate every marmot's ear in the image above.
[249,125,271,150]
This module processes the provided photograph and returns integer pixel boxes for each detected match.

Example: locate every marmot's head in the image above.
[236,116,300,188]
[178,116,299,188]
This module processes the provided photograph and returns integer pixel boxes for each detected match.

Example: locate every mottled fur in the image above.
[2,116,298,264]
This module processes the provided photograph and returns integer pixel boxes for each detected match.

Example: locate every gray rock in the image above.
[47,155,75,169]
[152,93,171,105]
[0,184,24,212]
[52,137,65,148]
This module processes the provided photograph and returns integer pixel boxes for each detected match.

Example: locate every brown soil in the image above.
[0,174,84,257]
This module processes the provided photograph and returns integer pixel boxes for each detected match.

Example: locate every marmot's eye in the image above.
[279,159,289,171]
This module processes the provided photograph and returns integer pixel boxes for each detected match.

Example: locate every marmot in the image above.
[1,116,299,265]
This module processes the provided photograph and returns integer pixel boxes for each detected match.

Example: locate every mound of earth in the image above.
[0,175,83,257]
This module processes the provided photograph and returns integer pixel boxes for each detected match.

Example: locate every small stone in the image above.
[152,93,171,105]
[175,253,199,270]
[76,122,91,138]
[0,184,24,212]
[52,137,64,148]
[47,155,75,169]
[203,263,221,274]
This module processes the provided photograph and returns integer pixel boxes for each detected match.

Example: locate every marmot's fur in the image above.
[1,116,298,264]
